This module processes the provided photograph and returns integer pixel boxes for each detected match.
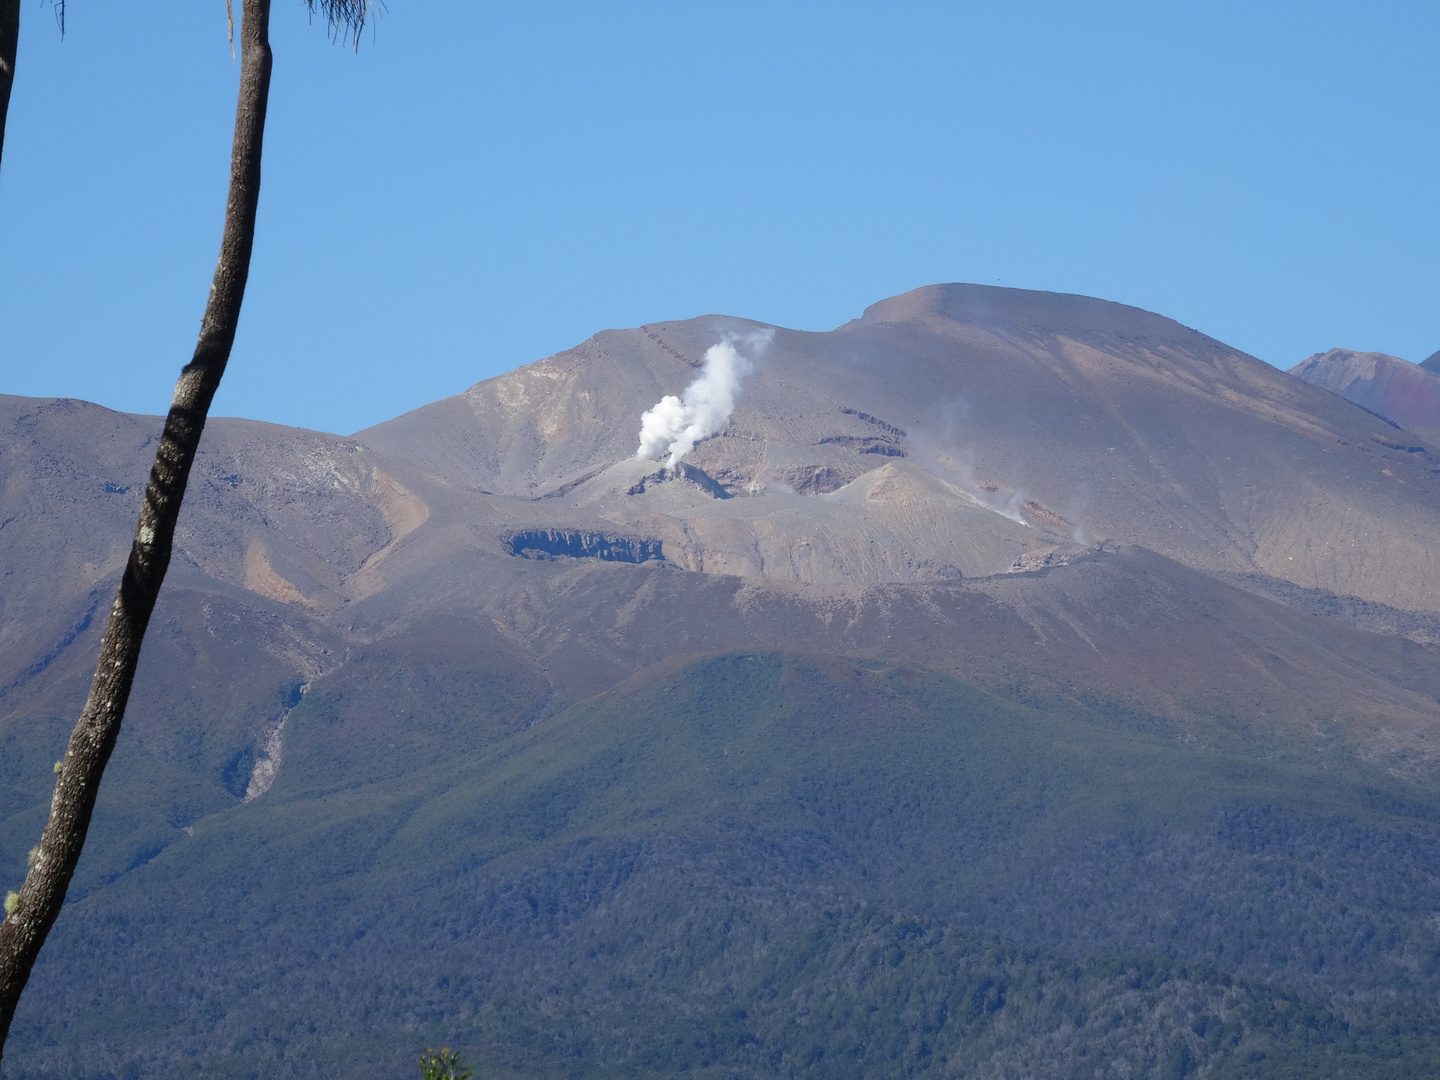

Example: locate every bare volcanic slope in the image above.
[359,284,1440,615]
[0,395,427,648]
[1290,348,1440,446]
[11,286,1440,786]
[9,285,1440,775]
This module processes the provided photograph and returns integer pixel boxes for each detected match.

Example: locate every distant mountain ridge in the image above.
[1289,347,1440,445]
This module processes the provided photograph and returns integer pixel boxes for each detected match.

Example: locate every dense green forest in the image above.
[4,650,1440,1078]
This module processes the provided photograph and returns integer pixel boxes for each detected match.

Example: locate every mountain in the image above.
[4,285,1440,1077]
[362,285,1440,611]
[1289,347,1440,446]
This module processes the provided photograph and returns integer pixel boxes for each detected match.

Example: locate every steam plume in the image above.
[637,330,772,466]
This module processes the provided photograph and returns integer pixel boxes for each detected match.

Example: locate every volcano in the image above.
[5,285,1440,1078]
[1290,346,1440,446]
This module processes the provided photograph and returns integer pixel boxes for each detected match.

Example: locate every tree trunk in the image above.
[0,0,18,177]
[0,0,273,1057]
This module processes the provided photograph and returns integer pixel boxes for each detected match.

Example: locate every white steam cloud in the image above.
[637,330,772,466]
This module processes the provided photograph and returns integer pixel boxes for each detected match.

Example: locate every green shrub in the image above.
[415,1047,471,1080]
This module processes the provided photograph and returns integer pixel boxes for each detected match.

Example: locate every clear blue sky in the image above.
[1,1,1436,435]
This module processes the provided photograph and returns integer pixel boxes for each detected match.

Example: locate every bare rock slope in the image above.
[361,284,1440,612]
[1291,347,1440,447]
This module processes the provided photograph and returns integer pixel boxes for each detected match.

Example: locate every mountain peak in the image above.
[852,282,1192,339]
[1289,348,1440,436]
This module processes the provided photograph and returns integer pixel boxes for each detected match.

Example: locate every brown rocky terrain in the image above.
[1290,347,1440,447]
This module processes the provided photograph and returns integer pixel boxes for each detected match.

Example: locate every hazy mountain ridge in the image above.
[1289,348,1440,448]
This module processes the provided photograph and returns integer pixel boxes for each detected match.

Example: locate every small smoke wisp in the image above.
[1067,485,1092,544]
[1000,487,1030,525]
[637,329,772,466]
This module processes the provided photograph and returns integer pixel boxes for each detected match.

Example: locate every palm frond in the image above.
[305,0,385,50]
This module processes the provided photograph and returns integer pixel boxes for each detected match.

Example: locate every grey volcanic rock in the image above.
[0,396,428,635]
[8,285,1440,771]
[360,284,1440,613]
[1290,347,1440,445]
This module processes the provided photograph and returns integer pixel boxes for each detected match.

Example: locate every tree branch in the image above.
[305,0,383,50]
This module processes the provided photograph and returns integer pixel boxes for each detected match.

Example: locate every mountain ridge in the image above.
[1290,347,1440,446]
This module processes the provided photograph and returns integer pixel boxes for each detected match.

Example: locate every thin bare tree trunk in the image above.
[0,0,272,1057]
[0,0,18,177]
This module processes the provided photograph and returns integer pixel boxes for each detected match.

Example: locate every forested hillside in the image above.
[5,652,1440,1078]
